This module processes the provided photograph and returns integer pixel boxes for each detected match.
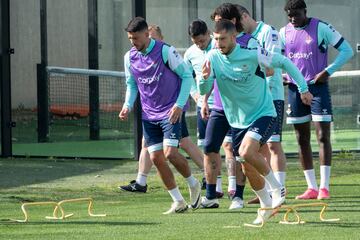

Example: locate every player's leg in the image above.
[223,132,245,210]
[201,110,229,208]
[162,118,201,209]
[268,100,287,187]
[179,112,204,171]
[232,124,272,224]
[223,140,234,198]
[241,116,285,203]
[119,138,152,193]
[314,122,331,199]
[312,82,333,199]
[287,83,318,199]
[196,106,208,189]
[143,120,187,214]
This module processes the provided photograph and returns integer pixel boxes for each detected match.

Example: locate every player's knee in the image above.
[296,134,311,146]
[239,146,254,162]
[317,132,331,145]
[268,142,281,153]
[164,148,178,161]
[222,142,232,151]
[150,153,163,166]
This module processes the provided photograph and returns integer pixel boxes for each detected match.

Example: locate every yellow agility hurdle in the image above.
[46,197,106,220]
[10,201,64,223]
[244,202,340,228]
[11,198,105,222]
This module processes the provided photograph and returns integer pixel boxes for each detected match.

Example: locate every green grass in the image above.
[1,154,360,240]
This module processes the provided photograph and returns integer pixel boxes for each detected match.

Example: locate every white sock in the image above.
[216,176,223,193]
[319,165,331,190]
[264,171,282,190]
[186,175,198,188]
[136,172,148,186]
[168,187,184,202]
[274,171,286,187]
[254,187,272,208]
[304,169,318,190]
[228,176,236,192]
[265,181,271,193]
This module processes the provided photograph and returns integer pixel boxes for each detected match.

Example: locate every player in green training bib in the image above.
[199,20,313,225]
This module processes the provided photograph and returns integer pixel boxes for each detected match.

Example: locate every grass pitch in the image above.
[1,153,360,240]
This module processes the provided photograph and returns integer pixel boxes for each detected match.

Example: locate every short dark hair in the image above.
[125,17,148,32]
[235,4,250,17]
[210,3,243,33]
[214,19,236,34]
[284,0,307,11]
[188,19,208,37]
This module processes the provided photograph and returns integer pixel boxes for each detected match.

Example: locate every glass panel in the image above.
[10,0,134,158]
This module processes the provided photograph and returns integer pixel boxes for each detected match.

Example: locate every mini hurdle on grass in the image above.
[10,197,106,223]
[243,202,340,228]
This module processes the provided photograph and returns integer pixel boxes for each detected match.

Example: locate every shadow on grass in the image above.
[305,221,360,229]
[0,158,128,189]
[0,220,160,226]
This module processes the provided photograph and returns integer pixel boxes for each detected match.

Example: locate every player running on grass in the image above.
[199,20,312,224]
[235,4,287,205]
[119,17,201,214]
[120,24,204,194]
[197,3,261,210]
[184,20,236,202]
[280,0,354,200]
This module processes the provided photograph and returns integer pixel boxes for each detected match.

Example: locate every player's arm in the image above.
[263,28,282,86]
[198,53,215,95]
[164,45,192,123]
[257,47,312,105]
[184,51,200,103]
[164,45,192,109]
[319,22,354,78]
[278,27,291,85]
[119,52,138,120]
[201,86,213,120]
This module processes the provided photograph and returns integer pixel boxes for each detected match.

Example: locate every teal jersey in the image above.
[279,20,354,76]
[184,38,216,108]
[124,39,192,110]
[252,21,284,100]
[199,45,308,129]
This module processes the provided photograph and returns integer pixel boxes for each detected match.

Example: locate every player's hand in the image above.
[169,105,182,124]
[192,93,200,104]
[202,60,211,80]
[300,91,313,106]
[314,70,329,84]
[201,102,210,120]
[119,107,130,121]
[265,67,274,77]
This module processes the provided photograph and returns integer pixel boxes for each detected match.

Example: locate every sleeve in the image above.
[278,27,286,53]
[164,45,192,109]
[198,53,215,95]
[319,22,354,75]
[257,47,308,93]
[183,49,198,98]
[263,27,282,88]
[263,27,282,54]
[123,51,139,111]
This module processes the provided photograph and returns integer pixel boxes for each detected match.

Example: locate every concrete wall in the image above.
[9,0,360,108]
